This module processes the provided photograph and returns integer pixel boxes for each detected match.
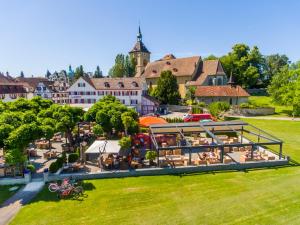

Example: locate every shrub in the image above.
[198,102,206,108]
[68,153,79,163]
[140,127,149,133]
[49,161,59,173]
[61,152,67,163]
[26,164,36,173]
[145,151,157,161]
[208,101,230,117]
[119,136,131,150]
[93,124,104,136]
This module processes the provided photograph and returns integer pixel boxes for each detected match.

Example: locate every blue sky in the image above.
[0,0,299,76]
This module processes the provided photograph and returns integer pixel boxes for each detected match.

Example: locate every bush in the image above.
[145,151,157,161]
[61,152,67,163]
[93,124,104,136]
[140,127,149,133]
[165,117,184,123]
[56,157,64,167]
[26,164,36,173]
[119,136,131,150]
[191,106,203,114]
[198,102,206,108]
[49,161,59,173]
[68,153,79,163]
[208,102,230,117]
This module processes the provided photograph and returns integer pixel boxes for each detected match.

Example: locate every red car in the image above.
[183,113,216,122]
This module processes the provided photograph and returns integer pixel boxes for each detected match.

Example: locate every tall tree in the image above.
[20,71,25,78]
[268,65,300,115]
[109,54,136,77]
[94,66,103,78]
[204,55,218,60]
[74,65,84,80]
[220,44,264,88]
[264,54,290,84]
[153,70,181,105]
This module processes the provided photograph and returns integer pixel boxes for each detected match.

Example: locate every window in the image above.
[208,77,213,86]
[78,83,86,87]
[217,77,223,85]
[43,86,46,91]
[104,82,110,88]
[118,82,124,88]
[132,81,139,87]
[130,99,138,105]
[74,99,78,104]
[80,99,84,103]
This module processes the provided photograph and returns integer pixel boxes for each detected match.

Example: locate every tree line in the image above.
[0,96,139,167]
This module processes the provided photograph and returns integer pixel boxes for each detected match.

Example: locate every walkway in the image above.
[0,181,44,225]
[226,114,300,121]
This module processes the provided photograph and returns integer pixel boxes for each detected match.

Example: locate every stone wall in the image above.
[236,107,275,116]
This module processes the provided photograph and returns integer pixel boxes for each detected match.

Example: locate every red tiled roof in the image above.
[187,60,226,86]
[195,85,250,97]
[140,56,201,78]
[90,77,145,90]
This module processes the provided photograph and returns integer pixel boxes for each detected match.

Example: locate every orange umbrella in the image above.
[139,116,167,127]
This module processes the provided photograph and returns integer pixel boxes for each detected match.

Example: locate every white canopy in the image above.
[85,140,121,154]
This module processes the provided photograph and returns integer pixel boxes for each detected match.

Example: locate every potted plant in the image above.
[145,150,157,166]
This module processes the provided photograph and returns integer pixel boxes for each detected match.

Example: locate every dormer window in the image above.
[132,81,139,87]
[166,61,171,65]
[104,82,110,88]
[173,68,178,72]
[152,70,157,73]
[118,82,124,88]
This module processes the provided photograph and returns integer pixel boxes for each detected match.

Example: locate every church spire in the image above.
[137,25,142,42]
[227,71,236,86]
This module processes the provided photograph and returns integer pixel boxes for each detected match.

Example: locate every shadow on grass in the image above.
[26,181,96,204]
[171,162,299,178]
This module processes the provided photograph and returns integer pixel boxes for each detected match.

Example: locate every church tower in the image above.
[129,26,150,77]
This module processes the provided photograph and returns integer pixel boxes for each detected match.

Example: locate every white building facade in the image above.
[68,77,148,113]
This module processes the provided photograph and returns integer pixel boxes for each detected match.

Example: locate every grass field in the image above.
[0,185,21,205]
[10,119,300,225]
[248,96,293,117]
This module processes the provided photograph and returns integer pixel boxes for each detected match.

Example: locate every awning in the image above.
[85,140,121,154]
[139,116,167,127]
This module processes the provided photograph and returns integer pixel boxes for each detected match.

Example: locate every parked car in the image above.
[183,113,216,122]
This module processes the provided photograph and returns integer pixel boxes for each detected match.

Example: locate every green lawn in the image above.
[248,96,293,117]
[242,118,300,162]
[0,185,21,205]
[10,119,300,225]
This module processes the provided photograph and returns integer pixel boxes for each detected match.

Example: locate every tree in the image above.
[74,65,84,80]
[41,125,55,150]
[204,55,218,60]
[0,124,13,148]
[268,65,300,116]
[220,44,265,88]
[185,86,196,103]
[121,113,135,135]
[85,95,138,135]
[109,54,136,77]
[153,70,181,104]
[264,54,290,83]
[119,137,131,150]
[38,105,84,146]
[20,71,25,78]
[94,66,103,78]
[45,70,51,78]
[93,124,104,137]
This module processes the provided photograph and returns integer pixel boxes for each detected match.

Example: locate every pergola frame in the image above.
[149,120,283,166]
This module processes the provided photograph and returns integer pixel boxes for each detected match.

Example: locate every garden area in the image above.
[8,118,300,225]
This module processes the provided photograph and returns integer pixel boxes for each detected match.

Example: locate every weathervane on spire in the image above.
[137,23,142,42]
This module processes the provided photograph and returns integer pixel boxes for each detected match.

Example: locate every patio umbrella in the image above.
[139,116,167,127]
